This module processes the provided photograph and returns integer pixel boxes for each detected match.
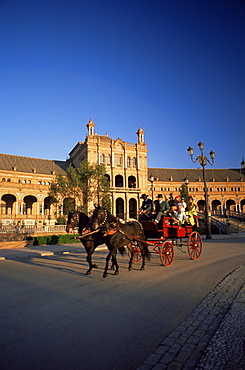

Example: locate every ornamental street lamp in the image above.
[187,141,215,239]
[149,175,155,202]
[241,157,245,177]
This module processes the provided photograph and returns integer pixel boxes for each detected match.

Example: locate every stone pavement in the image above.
[1,234,245,370]
[0,243,87,260]
[137,264,245,370]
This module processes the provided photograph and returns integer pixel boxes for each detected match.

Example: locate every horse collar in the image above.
[98,208,108,227]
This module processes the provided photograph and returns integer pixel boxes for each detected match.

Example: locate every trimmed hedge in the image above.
[33,234,80,246]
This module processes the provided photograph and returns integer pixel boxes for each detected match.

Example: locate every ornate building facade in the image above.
[0,119,244,225]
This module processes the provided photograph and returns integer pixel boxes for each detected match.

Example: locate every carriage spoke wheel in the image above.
[128,247,142,264]
[187,231,202,260]
[160,241,174,266]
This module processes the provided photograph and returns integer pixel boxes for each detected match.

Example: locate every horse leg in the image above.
[111,252,119,275]
[103,250,112,278]
[139,243,146,271]
[128,244,134,271]
[110,251,117,270]
[84,245,97,275]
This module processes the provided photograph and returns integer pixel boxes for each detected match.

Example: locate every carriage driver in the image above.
[154,194,170,223]
[139,194,153,218]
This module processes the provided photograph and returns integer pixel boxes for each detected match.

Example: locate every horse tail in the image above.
[143,241,151,260]
[118,246,126,256]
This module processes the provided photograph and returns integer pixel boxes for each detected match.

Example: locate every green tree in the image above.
[49,161,111,213]
[180,183,189,203]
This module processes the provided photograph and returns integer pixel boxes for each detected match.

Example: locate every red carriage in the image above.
[131,216,203,266]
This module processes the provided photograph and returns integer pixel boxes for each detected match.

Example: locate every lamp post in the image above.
[241,157,245,177]
[187,141,215,239]
[149,175,155,202]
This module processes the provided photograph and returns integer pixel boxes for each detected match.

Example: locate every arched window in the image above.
[115,175,123,187]
[104,174,110,185]
[106,155,111,165]
[116,198,124,219]
[128,176,136,188]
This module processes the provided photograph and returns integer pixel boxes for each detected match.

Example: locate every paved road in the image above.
[0,236,244,370]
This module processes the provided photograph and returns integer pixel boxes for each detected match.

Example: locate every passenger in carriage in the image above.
[166,204,178,226]
[186,196,198,226]
[180,198,187,211]
[174,204,189,225]
[154,194,170,223]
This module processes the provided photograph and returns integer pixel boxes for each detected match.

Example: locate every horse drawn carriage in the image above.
[67,208,202,278]
[133,216,202,266]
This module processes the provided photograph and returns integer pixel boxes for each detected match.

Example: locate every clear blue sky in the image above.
[0,0,244,169]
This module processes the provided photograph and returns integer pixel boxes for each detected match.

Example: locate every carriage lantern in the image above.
[187,142,215,239]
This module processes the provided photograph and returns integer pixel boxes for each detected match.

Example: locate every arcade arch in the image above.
[212,200,221,214]
[129,198,137,219]
[116,197,124,219]
[0,194,16,215]
[241,199,245,213]
[63,197,76,215]
[115,175,123,187]
[226,199,236,214]
[128,176,136,188]
[197,200,205,212]
[23,196,37,215]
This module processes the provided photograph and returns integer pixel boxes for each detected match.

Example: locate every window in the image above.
[127,157,130,168]
[106,155,111,165]
[100,153,104,164]
[116,156,122,167]
[132,157,137,168]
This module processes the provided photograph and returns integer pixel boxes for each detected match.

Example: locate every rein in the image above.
[116,228,147,244]
[78,229,100,238]
[92,208,147,244]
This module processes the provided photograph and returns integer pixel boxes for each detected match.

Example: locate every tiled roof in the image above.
[0,153,68,176]
[148,168,244,183]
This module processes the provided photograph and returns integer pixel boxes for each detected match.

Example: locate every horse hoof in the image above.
[86,270,91,275]
[114,271,119,275]
[103,273,108,278]
[128,267,132,271]
[93,264,98,269]
[140,267,145,271]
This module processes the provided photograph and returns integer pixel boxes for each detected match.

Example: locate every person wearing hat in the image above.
[186,196,198,226]
[154,194,170,223]
[139,194,153,219]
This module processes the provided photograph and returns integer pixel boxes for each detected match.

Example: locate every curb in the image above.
[137,264,245,370]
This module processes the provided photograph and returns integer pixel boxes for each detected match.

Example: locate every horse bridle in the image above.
[96,208,108,227]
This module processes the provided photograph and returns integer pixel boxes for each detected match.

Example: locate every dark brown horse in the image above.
[66,211,125,275]
[90,207,151,278]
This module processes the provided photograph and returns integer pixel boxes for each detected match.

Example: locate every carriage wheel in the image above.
[187,232,202,260]
[128,246,143,264]
[160,241,174,266]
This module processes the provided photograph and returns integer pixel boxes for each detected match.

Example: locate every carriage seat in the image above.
[160,217,193,238]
